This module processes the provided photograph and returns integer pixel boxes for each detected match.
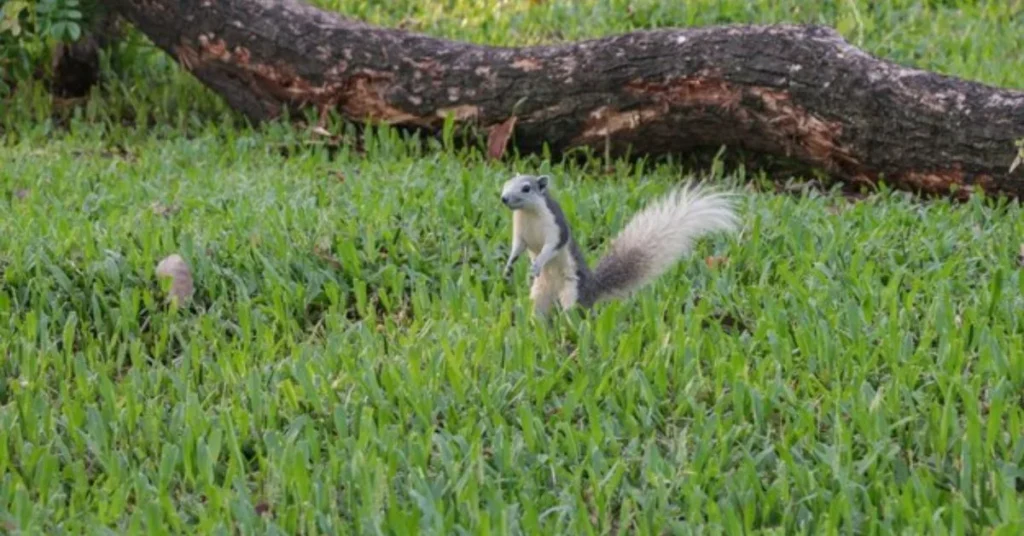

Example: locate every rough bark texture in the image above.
[106,0,1024,199]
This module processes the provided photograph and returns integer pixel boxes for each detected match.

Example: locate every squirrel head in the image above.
[500,174,550,211]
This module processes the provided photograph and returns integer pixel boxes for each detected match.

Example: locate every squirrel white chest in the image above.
[513,209,577,281]
[513,210,556,254]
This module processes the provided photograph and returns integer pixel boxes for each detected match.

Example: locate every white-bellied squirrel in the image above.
[500,173,740,316]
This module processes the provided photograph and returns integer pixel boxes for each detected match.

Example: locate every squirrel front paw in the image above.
[529,263,542,279]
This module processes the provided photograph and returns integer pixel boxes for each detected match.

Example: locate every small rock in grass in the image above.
[150,201,179,217]
[155,253,194,306]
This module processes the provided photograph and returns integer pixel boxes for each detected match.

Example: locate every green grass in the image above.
[2,0,1024,534]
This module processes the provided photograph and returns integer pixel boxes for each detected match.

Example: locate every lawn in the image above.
[2,0,1024,534]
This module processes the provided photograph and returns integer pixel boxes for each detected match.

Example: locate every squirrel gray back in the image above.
[539,189,593,286]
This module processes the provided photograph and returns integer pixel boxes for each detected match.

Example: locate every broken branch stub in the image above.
[105,0,1024,199]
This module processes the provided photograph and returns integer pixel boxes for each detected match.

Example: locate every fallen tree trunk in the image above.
[106,0,1024,199]
[50,8,124,98]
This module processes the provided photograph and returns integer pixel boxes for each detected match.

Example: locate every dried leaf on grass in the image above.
[486,116,518,160]
[705,256,729,269]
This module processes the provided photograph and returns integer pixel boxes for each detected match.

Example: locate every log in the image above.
[51,9,124,98]
[105,0,1024,199]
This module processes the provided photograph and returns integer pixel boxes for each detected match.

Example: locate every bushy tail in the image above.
[578,181,740,307]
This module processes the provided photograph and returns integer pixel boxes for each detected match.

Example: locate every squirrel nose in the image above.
[501,195,510,205]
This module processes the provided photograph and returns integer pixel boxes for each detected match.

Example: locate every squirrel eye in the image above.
[521,185,531,193]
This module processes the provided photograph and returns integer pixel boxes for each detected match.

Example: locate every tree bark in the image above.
[105,0,1024,199]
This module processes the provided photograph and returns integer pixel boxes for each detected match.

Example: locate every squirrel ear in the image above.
[536,175,549,190]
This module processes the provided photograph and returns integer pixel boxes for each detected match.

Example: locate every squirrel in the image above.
[499,173,739,316]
